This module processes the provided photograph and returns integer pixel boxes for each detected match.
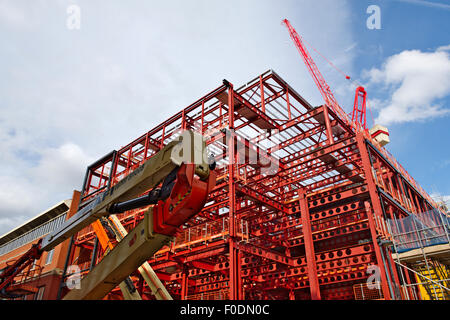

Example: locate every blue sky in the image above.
[0,0,449,235]
[349,0,450,204]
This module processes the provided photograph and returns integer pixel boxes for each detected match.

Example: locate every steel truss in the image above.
[60,70,446,300]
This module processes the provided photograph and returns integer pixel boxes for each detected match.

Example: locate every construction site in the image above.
[0,19,449,301]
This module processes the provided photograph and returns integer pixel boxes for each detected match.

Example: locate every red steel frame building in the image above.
[59,70,444,300]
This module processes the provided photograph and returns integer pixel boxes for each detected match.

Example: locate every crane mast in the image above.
[352,86,368,130]
[282,19,356,128]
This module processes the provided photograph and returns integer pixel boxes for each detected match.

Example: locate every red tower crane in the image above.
[282,19,367,130]
[352,86,368,130]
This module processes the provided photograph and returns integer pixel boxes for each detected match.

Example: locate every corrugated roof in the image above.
[0,199,72,246]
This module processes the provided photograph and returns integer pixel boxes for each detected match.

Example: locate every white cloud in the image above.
[437,45,450,52]
[395,0,450,11]
[0,176,36,220]
[0,1,27,28]
[430,193,450,208]
[364,47,450,125]
[0,142,94,235]
[33,143,94,187]
[344,42,357,53]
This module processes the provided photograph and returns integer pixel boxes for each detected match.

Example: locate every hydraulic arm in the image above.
[0,131,216,299]
[91,219,143,300]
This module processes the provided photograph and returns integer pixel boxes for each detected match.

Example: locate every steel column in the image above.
[298,189,321,300]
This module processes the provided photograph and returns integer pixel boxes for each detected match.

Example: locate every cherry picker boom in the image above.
[0,131,216,300]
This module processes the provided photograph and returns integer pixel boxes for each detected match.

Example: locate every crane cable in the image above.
[300,36,374,126]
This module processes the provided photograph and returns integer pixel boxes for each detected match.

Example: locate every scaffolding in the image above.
[389,209,450,300]
[2,258,43,298]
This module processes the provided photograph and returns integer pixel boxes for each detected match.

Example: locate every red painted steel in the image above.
[352,86,367,130]
[63,69,444,300]
[282,19,353,129]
